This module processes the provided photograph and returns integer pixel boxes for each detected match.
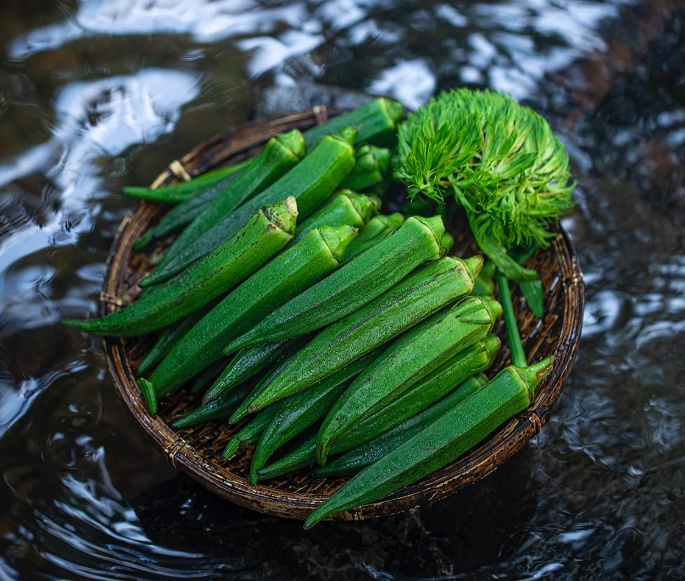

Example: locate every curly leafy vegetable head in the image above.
[394,89,575,250]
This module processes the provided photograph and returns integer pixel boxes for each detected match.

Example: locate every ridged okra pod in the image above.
[292,190,379,244]
[340,145,391,192]
[332,334,501,453]
[225,215,446,357]
[314,374,490,477]
[248,255,482,413]
[149,225,357,397]
[249,353,378,484]
[223,406,279,460]
[142,127,358,287]
[343,213,405,261]
[137,300,218,376]
[151,130,305,269]
[62,198,298,337]
[316,296,503,465]
[303,98,403,149]
[229,345,304,424]
[256,335,500,478]
[123,160,250,204]
[304,357,554,528]
[205,340,293,404]
[172,383,252,429]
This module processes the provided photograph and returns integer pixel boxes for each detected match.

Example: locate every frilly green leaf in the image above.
[394,89,575,249]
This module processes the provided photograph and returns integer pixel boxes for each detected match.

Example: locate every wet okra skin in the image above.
[249,353,379,484]
[144,127,359,287]
[314,373,490,478]
[224,214,446,357]
[148,130,305,267]
[304,357,554,528]
[62,197,298,337]
[248,255,483,413]
[255,335,501,481]
[149,224,357,397]
[316,296,503,465]
[291,190,378,244]
[302,97,403,149]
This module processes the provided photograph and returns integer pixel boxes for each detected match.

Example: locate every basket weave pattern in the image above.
[101,109,584,520]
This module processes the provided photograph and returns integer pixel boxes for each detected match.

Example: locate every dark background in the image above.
[1,1,684,579]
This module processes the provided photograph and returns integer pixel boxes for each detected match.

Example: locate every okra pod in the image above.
[333,334,501,453]
[314,374,490,477]
[205,340,293,404]
[304,357,554,528]
[225,215,446,357]
[339,145,391,192]
[440,232,455,254]
[249,256,482,412]
[317,296,502,465]
[292,190,378,244]
[249,353,378,484]
[343,213,405,261]
[62,198,297,337]
[303,98,403,149]
[223,406,279,459]
[229,345,304,424]
[137,300,218,376]
[141,127,357,287]
[171,383,252,429]
[149,224,356,397]
[189,360,226,395]
[256,436,318,481]
[123,160,250,204]
[150,130,305,269]
[257,335,500,478]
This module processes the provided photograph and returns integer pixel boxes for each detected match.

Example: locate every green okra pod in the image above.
[292,190,379,244]
[257,436,318,481]
[225,215,446,357]
[257,335,500,478]
[137,300,218,376]
[343,213,405,261]
[137,379,158,415]
[248,255,482,412]
[142,127,358,288]
[440,232,455,254]
[249,353,379,485]
[149,224,356,397]
[332,334,501,453]
[304,357,554,528]
[314,374,490,478]
[340,145,391,192]
[317,296,503,465]
[303,98,403,149]
[228,344,305,424]
[123,160,250,204]
[61,198,298,337]
[172,383,252,429]
[223,406,279,459]
[150,130,305,269]
[206,340,293,404]
[189,360,227,395]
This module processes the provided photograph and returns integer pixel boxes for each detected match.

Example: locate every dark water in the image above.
[1,0,684,579]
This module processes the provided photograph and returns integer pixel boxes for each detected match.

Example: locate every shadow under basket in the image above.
[101,107,585,521]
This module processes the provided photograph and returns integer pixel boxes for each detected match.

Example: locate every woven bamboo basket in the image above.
[101,107,584,521]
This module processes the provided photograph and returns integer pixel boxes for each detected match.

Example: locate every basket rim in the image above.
[101,107,585,521]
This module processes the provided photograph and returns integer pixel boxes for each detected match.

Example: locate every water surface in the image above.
[1,0,684,579]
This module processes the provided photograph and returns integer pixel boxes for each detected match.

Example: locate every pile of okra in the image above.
[63,98,553,526]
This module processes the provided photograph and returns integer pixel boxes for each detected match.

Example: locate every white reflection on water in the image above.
[0,69,199,273]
